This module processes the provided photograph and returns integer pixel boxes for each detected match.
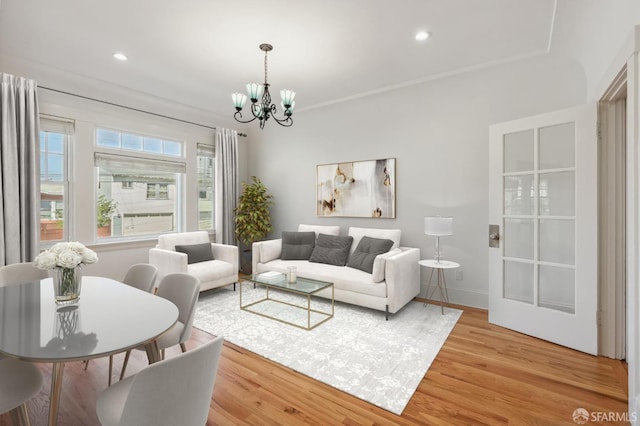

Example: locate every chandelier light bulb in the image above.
[280,89,296,108]
[231,93,247,110]
[246,83,263,102]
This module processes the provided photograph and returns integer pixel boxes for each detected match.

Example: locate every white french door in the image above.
[488,104,598,354]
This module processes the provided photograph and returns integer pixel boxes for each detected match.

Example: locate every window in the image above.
[40,117,73,245]
[96,128,183,157]
[197,144,214,231]
[146,183,169,200]
[95,128,185,239]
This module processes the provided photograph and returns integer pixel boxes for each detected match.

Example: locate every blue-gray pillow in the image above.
[346,236,394,274]
[281,231,316,260]
[309,234,353,266]
[175,242,214,264]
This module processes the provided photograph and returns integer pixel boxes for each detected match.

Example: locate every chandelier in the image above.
[231,43,295,129]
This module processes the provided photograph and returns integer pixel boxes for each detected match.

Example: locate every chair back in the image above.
[156,231,210,251]
[122,264,158,293]
[0,357,43,414]
[99,336,224,426]
[0,262,48,287]
[156,273,200,344]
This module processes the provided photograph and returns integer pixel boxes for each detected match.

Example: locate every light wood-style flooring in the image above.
[1,301,629,425]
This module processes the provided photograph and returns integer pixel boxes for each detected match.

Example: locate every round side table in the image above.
[419,259,460,314]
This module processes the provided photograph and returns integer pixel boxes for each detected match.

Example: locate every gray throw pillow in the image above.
[281,231,316,260]
[309,233,354,266]
[174,242,214,264]
[347,236,394,274]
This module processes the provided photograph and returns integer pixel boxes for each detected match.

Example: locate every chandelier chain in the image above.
[264,49,269,85]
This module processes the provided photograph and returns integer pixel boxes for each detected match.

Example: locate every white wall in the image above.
[248,53,586,308]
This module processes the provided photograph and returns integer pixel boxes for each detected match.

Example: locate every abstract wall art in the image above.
[316,158,395,218]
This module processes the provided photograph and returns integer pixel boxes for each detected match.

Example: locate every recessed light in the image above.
[415,31,430,41]
[113,52,128,61]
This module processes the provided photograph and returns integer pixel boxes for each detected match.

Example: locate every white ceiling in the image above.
[0,0,556,119]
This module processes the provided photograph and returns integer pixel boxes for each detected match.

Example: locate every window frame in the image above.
[94,127,187,242]
[39,116,74,248]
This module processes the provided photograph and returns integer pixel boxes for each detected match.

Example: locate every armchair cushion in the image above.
[174,243,214,264]
[281,231,316,260]
[347,236,394,274]
[309,234,353,266]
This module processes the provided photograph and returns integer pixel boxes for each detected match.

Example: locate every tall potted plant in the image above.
[234,176,273,273]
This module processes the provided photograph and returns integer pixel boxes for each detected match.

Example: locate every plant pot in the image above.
[240,249,252,275]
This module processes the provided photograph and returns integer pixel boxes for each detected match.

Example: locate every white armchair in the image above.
[149,231,239,292]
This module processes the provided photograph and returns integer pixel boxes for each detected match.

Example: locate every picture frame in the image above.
[316,158,396,218]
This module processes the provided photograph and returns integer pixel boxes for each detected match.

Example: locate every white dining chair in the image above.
[109,264,159,383]
[119,273,200,380]
[122,263,158,294]
[0,268,45,426]
[0,262,48,286]
[0,356,44,426]
[85,264,159,386]
[96,335,224,426]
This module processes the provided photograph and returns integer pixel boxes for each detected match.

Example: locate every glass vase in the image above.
[51,266,82,305]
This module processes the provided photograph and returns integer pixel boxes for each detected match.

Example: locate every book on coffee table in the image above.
[256,271,285,283]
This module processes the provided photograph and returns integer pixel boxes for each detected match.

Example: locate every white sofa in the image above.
[252,225,420,319]
[149,231,239,292]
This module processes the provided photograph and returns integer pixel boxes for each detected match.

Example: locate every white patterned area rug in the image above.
[193,282,462,415]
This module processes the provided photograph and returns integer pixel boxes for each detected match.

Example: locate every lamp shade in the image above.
[424,216,453,236]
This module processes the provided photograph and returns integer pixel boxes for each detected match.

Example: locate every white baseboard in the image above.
[421,284,488,310]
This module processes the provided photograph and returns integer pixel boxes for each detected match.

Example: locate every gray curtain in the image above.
[214,128,238,245]
[0,73,40,266]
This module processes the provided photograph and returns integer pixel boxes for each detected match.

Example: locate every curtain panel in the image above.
[214,128,239,245]
[0,73,40,266]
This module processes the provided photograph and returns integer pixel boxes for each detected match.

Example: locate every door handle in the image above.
[489,224,500,248]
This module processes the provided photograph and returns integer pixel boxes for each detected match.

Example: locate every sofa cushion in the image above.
[281,231,315,260]
[174,242,214,264]
[346,236,394,274]
[259,239,282,263]
[372,248,402,282]
[309,234,353,266]
[348,227,401,255]
[298,224,340,238]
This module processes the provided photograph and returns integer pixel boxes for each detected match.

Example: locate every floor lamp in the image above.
[424,216,453,263]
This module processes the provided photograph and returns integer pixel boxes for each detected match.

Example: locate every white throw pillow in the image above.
[347,227,401,255]
[298,224,340,238]
[259,239,282,263]
[372,248,402,283]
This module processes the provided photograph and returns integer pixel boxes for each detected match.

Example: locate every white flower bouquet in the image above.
[34,242,98,304]
[34,242,98,270]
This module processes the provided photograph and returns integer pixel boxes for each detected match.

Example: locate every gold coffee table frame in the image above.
[242,274,334,330]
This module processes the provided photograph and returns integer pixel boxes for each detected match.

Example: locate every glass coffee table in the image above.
[242,273,334,330]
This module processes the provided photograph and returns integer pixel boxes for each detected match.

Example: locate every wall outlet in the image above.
[455,269,463,281]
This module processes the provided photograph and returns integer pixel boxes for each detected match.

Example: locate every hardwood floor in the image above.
[1,302,629,425]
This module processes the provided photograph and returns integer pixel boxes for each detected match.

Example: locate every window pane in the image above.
[96,129,120,148]
[143,137,163,153]
[163,140,182,157]
[40,129,68,244]
[97,162,179,238]
[197,145,214,231]
[122,133,143,151]
[48,133,64,153]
